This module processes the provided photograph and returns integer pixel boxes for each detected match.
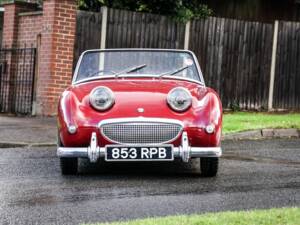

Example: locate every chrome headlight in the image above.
[167,87,192,112]
[90,86,115,111]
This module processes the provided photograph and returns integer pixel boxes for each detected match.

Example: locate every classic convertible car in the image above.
[57,49,222,176]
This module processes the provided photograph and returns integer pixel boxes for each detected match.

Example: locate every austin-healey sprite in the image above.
[57,49,222,176]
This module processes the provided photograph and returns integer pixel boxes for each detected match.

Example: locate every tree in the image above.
[77,0,212,22]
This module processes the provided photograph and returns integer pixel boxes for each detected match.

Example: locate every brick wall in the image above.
[36,0,76,115]
[1,0,76,115]
[2,4,18,47]
[2,2,39,48]
[17,13,43,47]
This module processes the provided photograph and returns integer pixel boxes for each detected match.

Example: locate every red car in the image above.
[57,49,222,176]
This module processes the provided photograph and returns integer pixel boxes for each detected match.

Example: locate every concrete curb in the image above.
[223,128,300,140]
[0,142,28,148]
[0,129,299,148]
[29,143,57,147]
[0,142,57,148]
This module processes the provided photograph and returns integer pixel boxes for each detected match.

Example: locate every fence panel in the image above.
[0,48,36,115]
[274,21,300,109]
[74,10,102,66]
[189,17,274,109]
[106,8,185,49]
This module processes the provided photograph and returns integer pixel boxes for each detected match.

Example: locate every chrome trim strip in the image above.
[72,52,84,84]
[98,117,184,145]
[87,132,100,163]
[180,131,190,162]
[73,75,204,86]
[173,147,222,158]
[57,146,222,160]
[72,48,205,86]
[98,117,184,128]
[57,147,90,158]
[190,147,222,157]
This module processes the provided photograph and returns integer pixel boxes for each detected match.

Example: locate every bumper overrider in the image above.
[57,118,222,163]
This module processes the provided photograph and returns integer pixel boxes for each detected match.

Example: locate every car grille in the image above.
[100,120,183,144]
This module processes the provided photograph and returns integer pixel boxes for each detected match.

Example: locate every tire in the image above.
[200,157,219,177]
[57,133,63,147]
[58,134,78,175]
[60,157,78,175]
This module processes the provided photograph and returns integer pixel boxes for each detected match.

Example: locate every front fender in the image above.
[208,89,222,146]
[58,90,82,146]
[188,88,222,147]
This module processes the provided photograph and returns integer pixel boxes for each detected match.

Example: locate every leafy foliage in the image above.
[229,101,241,112]
[77,0,212,22]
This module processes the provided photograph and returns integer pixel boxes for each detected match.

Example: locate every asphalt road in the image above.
[0,139,299,225]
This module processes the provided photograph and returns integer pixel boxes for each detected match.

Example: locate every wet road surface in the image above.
[0,139,299,225]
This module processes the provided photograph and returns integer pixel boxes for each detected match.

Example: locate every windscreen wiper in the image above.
[159,65,190,78]
[115,64,147,77]
[87,69,116,78]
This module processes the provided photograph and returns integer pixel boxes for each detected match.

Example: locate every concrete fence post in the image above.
[184,21,191,50]
[268,20,279,111]
[99,6,108,70]
[100,6,108,49]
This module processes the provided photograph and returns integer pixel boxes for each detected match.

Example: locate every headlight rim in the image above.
[89,86,115,111]
[167,87,192,112]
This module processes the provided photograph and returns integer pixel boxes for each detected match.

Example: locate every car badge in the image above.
[137,108,144,113]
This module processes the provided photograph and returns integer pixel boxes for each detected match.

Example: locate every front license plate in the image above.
[105,145,174,161]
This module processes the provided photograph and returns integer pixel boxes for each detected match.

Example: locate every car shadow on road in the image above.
[75,158,214,179]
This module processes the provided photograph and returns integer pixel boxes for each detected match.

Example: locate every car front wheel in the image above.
[58,135,78,175]
[200,157,219,177]
[60,158,78,175]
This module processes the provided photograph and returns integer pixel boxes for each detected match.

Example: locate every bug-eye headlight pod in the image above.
[89,86,115,111]
[167,87,192,112]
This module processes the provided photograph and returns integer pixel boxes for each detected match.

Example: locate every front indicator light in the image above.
[68,125,77,134]
[205,124,215,134]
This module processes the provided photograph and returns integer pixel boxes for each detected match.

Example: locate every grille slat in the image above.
[101,121,182,144]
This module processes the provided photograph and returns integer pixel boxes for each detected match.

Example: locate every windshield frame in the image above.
[72,49,205,86]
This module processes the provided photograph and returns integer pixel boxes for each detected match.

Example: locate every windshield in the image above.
[75,50,201,82]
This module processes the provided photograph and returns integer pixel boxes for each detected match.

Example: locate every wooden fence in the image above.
[106,8,185,49]
[274,21,300,109]
[74,10,102,70]
[74,8,300,110]
[189,18,273,109]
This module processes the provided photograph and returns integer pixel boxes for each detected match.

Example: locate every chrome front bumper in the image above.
[57,132,222,163]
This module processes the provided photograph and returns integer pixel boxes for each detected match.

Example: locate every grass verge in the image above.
[85,207,300,225]
[223,112,300,134]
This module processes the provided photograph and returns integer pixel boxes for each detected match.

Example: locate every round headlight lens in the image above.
[90,86,114,111]
[167,87,192,112]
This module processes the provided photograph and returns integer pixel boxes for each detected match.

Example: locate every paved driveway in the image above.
[0,139,299,225]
